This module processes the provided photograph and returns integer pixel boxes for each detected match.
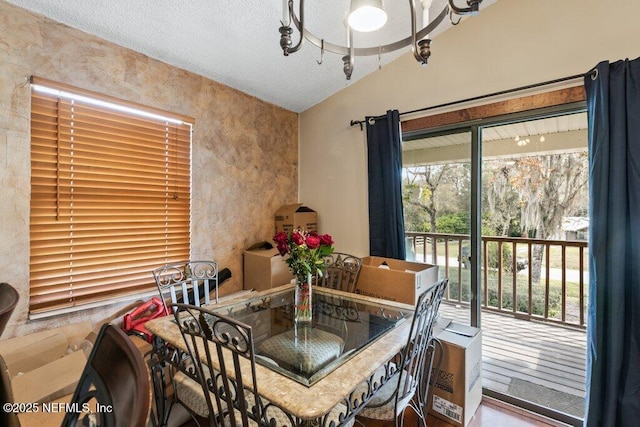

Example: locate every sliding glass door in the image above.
[402,107,587,426]
[403,129,473,326]
[479,112,588,422]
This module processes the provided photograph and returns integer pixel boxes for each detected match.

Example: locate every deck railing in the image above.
[405,232,589,328]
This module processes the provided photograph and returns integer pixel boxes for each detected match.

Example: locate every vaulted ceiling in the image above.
[6,0,496,113]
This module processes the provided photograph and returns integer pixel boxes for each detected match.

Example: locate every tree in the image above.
[437,212,470,234]
[484,152,588,281]
[404,153,587,283]
[403,171,429,232]
[512,154,587,239]
[403,165,452,232]
[483,162,521,236]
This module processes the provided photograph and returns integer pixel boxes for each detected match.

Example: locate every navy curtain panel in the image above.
[585,58,640,426]
[366,110,406,260]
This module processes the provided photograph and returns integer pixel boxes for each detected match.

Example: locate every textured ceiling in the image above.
[6,0,496,113]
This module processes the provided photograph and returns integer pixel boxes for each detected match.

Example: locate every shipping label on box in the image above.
[355,256,439,305]
[433,395,464,424]
[275,203,318,233]
[429,320,482,427]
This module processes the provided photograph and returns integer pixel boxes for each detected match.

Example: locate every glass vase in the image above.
[295,274,312,323]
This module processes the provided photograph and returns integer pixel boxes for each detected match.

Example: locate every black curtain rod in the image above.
[349,72,587,130]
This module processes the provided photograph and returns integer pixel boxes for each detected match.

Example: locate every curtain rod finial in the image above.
[350,120,365,131]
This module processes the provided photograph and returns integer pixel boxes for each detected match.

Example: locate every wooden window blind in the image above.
[29,77,193,315]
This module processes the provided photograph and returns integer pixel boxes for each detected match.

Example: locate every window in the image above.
[29,78,193,316]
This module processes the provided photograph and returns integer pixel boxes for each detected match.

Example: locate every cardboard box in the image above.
[2,333,69,377]
[12,350,87,404]
[17,394,71,427]
[355,256,439,305]
[0,321,92,408]
[244,243,294,292]
[275,203,318,233]
[428,318,482,427]
[0,321,93,351]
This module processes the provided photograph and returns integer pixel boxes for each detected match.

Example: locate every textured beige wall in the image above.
[299,0,640,257]
[0,1,298,337]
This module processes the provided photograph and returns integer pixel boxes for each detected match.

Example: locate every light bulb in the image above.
[348,0,387,32]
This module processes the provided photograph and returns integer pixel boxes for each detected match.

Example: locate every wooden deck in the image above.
[437,302,586,418]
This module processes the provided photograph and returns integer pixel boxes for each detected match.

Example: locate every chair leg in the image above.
[150,362,174,427]
[421,338,444,413]
[404,398,427,427]
[149,342,183,427]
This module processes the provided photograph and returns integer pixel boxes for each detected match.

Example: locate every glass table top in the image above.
[210,287,412,386]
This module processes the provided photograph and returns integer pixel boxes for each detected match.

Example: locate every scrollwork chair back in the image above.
[173,303,290,426]
[319,253,362,293]
[152,260,219,314]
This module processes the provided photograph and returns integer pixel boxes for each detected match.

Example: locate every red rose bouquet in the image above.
[273,229,335,285]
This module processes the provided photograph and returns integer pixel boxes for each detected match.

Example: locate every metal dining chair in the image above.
[257,294,352,376]
[172,303,355,426]
[355,278,448,427]
[152,261,219,314]
[151,261,219,425]
[318,253,362,293]
[61,324,152,427]
[313,294,362,353]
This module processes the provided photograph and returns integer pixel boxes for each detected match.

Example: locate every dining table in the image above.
[146,283,416,426]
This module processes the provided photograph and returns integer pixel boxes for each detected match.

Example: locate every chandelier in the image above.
[279,0,483,80]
